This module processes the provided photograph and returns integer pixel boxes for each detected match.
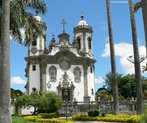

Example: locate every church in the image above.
[25,15,96,102]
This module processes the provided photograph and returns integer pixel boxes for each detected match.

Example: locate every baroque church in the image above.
[25,15,96,102]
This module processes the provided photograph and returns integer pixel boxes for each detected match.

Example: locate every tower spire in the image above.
[81,11,84,20]
[61,19,67,33]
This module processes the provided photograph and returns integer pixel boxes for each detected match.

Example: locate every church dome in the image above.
[78,15,88,26]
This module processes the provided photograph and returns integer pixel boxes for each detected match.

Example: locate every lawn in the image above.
[12,116,40,123]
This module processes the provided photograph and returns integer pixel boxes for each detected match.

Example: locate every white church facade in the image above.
[25,15,96,102]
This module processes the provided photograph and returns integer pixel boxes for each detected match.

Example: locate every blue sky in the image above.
[10,0,146,92]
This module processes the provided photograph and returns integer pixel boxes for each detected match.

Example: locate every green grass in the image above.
[12,116,40,123]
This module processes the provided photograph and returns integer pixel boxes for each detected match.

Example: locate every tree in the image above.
[134,0,147,56]
[0,0,47,122]
[142,79,147,97]
[38,92,63,113]
[16,91,63,114]
[106,0,119,114]
[0,0,47,45]
[0,0,11,123]
[104,73,147,100]
[129,0,143,114]
[96,87,112,101]
[11,88,23,99]
[118,74,136,98]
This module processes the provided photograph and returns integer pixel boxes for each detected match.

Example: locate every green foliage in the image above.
[88,109,100,117]
[134,2,142,12]
[96,87,112,101]
[72,113,141,122]
[39,113,57,118]
[16,90,63,114]
[103,73,147,99]
[142,79,147,97]
[11,88,23,99]
[24,115,73,123]
[140,107,147,123]
[118,74,136,98]
[37,92,63,113]
[72,114,95,121]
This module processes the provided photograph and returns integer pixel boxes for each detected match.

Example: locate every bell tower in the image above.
[73,15,93,58]
[25,15,47,93]
[28,15,46,56]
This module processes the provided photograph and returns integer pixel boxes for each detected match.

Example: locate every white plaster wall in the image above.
[87,67,95,101]
[11,105,15,114]
[46,64,85,101]
[69,48,81,57]
[29,35,45,56]
[21,107,34,115]
[48,47,60,56]
[68,65,84,102]
[29,64,40,92]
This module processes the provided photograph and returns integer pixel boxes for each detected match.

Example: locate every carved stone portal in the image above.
[57,72,75,102]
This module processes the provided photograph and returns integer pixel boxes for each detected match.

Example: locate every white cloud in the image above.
[95,76,105,84]
[11,76,26,84]
[102,42,146,74]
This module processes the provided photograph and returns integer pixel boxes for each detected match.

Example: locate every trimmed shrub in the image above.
[72,113,141,122]
[39,113,57,118]
[24,115,73,123]
[88,109,100,117]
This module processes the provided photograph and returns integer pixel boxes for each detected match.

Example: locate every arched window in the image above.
[76,37,81,49]
[74,67,81,82]
[87,37,92,49]
[49,66,57,82]
[32,35,37,46]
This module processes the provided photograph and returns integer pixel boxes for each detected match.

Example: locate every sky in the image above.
[10,0,146,92]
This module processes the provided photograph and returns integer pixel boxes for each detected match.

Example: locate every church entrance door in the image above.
[62,88,70,101]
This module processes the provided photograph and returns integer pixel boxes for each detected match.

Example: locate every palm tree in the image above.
[134,0,147,56]
[129,0,143,114]
[0,0,47,45]
[106,0,119,114]
[0,0,47,122]
[0,0,11,123]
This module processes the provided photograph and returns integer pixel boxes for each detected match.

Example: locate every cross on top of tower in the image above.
[61,19,67,32]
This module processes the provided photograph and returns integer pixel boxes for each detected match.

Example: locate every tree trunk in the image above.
[0,0,11,123]
[141,0,147,56]
[106,0,119,114]
[129,0,143,114]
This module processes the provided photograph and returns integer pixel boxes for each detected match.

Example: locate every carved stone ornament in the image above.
[31,47,37,54]
[59,60,70,70]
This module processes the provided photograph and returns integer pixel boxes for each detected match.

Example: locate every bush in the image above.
[88,109,100,117]
[72,114,141,122]
[24,115,73,123]
[39,113,57,118]
[140,107,147,123]
[16,91,63,114]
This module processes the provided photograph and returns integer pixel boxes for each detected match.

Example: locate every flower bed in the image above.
[24,115,73,123]
[72,114,141,122]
